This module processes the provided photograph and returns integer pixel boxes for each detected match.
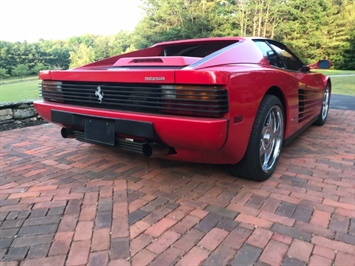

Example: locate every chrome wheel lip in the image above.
[321,86,330,121]
[259,105,284,173]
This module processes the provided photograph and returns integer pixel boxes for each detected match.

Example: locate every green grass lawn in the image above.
[314,70,355,96]
[0,70,354,103]
[313,69,355,75]
[0,79,40,103]
[1,75,38,85]
[328,75,355,96]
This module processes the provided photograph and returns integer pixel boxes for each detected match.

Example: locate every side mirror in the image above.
[300,65,310,73]
[307,60,332,69]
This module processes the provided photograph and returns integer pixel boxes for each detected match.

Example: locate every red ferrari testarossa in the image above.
[34,37,331,181]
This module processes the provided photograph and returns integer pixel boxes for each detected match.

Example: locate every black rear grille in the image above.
[41,81,229,118]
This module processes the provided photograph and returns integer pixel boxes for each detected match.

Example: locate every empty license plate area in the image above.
[85,118,115,146]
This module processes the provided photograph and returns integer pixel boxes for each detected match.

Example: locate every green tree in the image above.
[209,0,240,37]
[49,47,70,69]
[342,28,355,69]
[322,0,355,68]
[1,0,354,70]
[33,63,50,75]
[69,43,95,68]
[93,35,111,60]
[273,0,331,63]
[109,31,135,54]
[132,0,217,49]
[37,39,70,69]
[0,67,10,83]
[0,41,12,72]
[12,65,31,79]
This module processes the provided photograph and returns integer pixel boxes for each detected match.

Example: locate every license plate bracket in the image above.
[85,118,115,146]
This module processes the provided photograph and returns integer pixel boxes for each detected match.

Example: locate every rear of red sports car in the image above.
[34,37,331,180]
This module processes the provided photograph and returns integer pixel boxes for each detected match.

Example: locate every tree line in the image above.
[1,0,354,79]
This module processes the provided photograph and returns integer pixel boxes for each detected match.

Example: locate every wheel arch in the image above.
[228,93,285,181]
[327,78,332,93]
[264,86,288,132]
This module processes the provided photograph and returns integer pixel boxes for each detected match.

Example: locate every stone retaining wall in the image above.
[0,101,45,131]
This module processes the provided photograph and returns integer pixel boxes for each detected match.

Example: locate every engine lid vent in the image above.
[132,58,163,63]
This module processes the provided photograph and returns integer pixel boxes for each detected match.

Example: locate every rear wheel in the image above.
[314,84,330,126]
[228,95,284,181]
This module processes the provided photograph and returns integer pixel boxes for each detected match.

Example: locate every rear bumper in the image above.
[34,100,229,154]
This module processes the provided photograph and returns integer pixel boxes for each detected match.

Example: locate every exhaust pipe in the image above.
[143,143,170,158]
[61,128,75,139]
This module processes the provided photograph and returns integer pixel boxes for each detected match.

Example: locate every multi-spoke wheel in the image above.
[259,104,284,174]
[228,95,284,181]
[314,84,331,126]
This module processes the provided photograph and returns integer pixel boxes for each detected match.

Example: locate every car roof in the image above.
[152,36,266,47]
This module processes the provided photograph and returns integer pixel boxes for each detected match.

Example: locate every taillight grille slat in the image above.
[40,81,229,118]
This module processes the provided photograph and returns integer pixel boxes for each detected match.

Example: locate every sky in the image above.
[0,0,144,43]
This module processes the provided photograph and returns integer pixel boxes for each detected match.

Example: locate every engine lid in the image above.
[112,56,201,67]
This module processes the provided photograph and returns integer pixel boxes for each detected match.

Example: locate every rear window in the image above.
[161,41,238,57]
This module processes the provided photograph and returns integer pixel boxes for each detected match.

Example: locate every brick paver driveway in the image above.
[1,109,354,266]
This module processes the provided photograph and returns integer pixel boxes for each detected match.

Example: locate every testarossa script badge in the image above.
[145,77,166,81]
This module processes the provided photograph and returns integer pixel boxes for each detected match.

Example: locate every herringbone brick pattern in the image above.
[0,109,354,266]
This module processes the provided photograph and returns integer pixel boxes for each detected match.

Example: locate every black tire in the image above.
[228,95,284,181]
[314,84,330,126]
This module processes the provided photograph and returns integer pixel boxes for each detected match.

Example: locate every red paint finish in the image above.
[34,37,330,166]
